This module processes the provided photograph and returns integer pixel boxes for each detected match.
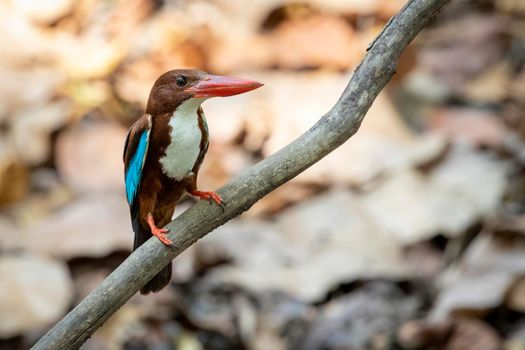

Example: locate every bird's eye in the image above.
[175,75,188,87]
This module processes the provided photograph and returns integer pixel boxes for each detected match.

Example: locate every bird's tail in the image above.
[132,215,172,294]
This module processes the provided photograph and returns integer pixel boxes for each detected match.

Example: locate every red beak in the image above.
[186,74,263,98]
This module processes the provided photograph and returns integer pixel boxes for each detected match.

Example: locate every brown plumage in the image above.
[123,69,262,294]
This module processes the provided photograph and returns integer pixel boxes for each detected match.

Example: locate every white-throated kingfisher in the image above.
[123,69,262,294]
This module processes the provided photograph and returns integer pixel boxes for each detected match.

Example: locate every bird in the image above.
[123,69,263,294]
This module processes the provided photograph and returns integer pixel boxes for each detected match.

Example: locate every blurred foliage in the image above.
[1,0,525,349]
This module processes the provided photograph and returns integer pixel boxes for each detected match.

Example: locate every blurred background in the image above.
[1,0,525,349]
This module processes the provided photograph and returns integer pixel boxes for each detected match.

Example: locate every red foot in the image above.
[146,213,174,247]
[190,190,225,210]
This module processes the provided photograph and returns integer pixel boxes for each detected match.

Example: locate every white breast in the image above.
[159,98,206,180]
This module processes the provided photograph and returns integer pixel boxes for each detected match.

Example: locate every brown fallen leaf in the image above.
[487,213,525,236]
[10,100,71,166]
[247,182,321,217]
[0,254,73,338]
[308,0,406,16]
[418,14,510,91]
[190,190,412,302]
[114,7,207,106]
[360,144,507,244]
[55,119,127,193]
[0,3,57,67]
[258,72,446,186]
[404,242,446,279]
[398,319,453,349]
[208,34,275,73]
[429,107,508,147]
[506,276,525,312]
[444,318,501,350]
[272,15,360,70]
[196,144,254,193]
[431,234,525,321]
[54,35,127,80]
[204,76,277,153]
[19,193,132,259]
[495,0,525,15]
[0,67,63,121]
[433,270,514,320]
[429,143,508,222]
[510,70,525,106]
[0,143,29,207]
[11,0,73,24]
[398,318,501,350]
[3,170,71,228]
[460,62,512,103]
[0,217,24,250]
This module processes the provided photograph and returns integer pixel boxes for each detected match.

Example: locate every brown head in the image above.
[146,69,263,115]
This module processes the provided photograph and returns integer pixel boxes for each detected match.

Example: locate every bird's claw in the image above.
[151,227,174,248]
[208,192,226,212]
[214,197,226,213]
[147,213,175,248]
[191,190,226,212]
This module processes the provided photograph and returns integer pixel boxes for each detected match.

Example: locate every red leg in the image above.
[190,190,225,209]
[146,213,174,247]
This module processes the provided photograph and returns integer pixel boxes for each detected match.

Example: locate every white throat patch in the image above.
[159,98,207,180]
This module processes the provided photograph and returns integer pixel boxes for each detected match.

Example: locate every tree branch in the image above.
[33,0,452,348]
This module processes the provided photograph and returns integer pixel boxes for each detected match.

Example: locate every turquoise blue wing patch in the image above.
[125,130,149,205]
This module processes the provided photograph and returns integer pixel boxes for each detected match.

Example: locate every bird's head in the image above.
[146,69,263,115]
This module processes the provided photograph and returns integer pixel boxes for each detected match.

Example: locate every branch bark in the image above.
[33,0,452,348]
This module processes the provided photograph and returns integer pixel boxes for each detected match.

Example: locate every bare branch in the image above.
[33,0,452,348]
